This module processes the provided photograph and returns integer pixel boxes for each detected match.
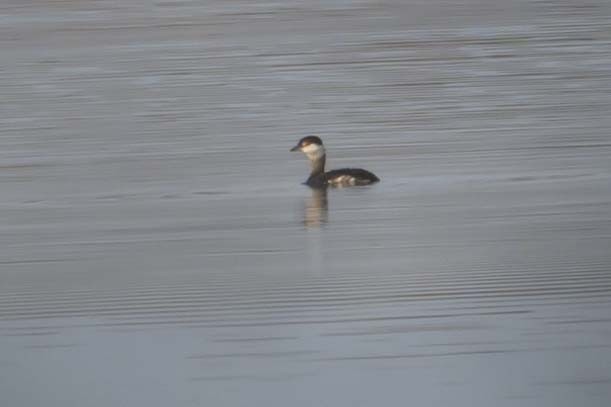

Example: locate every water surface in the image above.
[1,1,611,406]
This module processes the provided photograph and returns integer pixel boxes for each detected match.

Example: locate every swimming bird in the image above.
[290,136,380,188]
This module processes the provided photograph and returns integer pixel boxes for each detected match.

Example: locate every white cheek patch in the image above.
[301,143,321,153]
[302,143,325,160]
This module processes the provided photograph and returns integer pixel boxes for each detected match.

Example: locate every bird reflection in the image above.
[303,187,328,227]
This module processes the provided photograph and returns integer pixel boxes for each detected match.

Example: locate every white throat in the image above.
[302,143,325,161]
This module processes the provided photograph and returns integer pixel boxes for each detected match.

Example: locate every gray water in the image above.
[2,1,611,406]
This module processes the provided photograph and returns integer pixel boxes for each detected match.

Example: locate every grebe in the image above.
[290,136,380,188]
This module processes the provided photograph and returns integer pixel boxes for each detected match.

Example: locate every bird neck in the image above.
[309,153,326,177]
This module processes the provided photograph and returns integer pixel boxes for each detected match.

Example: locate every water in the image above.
[1,1,611,406]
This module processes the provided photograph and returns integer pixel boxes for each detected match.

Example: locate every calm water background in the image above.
[1,1,611,406]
